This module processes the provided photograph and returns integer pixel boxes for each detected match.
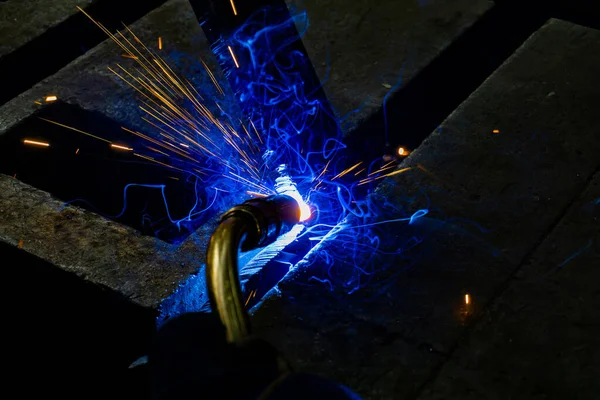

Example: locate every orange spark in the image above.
[357,167,411,186]
[45,95,57,102]
[244,289,257,307]
[313,159,331,183]
[23,139,50,147]
[383,167,412,178]
[34,101,42,105]
[18,239,24,249]
[465,294,470,305]
[230,0,238,15]
[75,148,80,155]
[368,164,396,177]
[398,147,409,156]
[158,36,163,50]
[39,118,112,143]
[111,144,133,151]
[121,53,139,60]
[332,161,363,181]
[493,129,500,134]
[228,46,240,68]
[249,119,263,143]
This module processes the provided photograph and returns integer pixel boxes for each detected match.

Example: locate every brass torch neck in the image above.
[206,195,300,343]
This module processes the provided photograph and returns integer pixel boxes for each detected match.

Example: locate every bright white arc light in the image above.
[286,190,312,222]
[274,164,311,222]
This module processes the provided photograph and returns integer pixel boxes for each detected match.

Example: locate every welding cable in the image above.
[206,195,300,343]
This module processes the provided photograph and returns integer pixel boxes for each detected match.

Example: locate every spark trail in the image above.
[34,5,434,294]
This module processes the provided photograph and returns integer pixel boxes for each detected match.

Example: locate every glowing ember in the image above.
[230,0,238,16]
[23,139,50,147]
[158,36,163,50]
[228,45,240,68]
[111,144,133,151]
[493,129,500,134]
[465,293,470,305]
[332,161,363,181]
[45,96,57,102]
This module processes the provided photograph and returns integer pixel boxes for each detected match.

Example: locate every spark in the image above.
[230,0,238,15]
[23,139,50,147]
[368,164,396,177]
[39,117,112,143]
[465,293,470,305]
[134,153,154,161]
[111,144,133,151]
[358,167,411,186]
[332,161,363,181]
[244,289,257,307]
[72,8,316,231]
[313,159,332,183]
[18,239,24,249]
[121,126,200,163]
[383,167,411,178]
[228,45,240,68]
[45,95,57,102]
[34,101,42,105]
[146,146,170,157]
[227,172,273,194]
[133,153,185,172]
[249,120,263,143]
[397,147,409,156]
[493,129,500,134]
[247,191,268,198]
[381,160,396,169]
[199,58,224,95]
[75,148,80,155]
[354,168,366,176]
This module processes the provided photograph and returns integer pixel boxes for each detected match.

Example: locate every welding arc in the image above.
[206,195,300,343]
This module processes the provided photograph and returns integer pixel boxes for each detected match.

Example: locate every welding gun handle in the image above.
[148,312,360,400]
[148,312,288,400]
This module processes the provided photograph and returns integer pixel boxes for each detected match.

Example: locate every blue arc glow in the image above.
[72,5,476,296]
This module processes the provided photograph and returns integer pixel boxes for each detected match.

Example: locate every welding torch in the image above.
[148,194,360,399]
[206,194,300,343]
